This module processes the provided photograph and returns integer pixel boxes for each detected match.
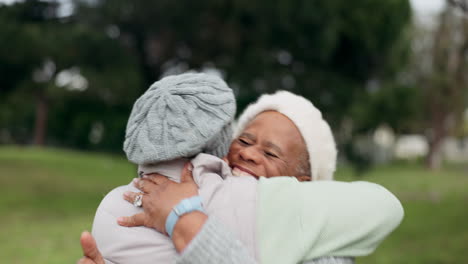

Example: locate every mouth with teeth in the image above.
[231,166,258,179]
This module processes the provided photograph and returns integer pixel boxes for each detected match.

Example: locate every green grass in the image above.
[0,146,136,264]
[336,162,468,264]
[0,146,467,263]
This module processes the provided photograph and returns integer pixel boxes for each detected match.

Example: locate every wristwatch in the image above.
[165,196,205,237]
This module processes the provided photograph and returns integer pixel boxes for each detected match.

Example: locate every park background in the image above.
[0,0,467,263]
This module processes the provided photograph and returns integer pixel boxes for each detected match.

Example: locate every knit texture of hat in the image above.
[234,91,337,181]
[124,73,236,164]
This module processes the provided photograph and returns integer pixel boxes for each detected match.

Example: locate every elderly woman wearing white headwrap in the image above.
[155,91,402,264]
[79,78,403,264]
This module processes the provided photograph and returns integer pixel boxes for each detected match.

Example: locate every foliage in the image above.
[406,2,468,169]
[0,0,142,150]
[1,0,413,168]
[74,0,412,118]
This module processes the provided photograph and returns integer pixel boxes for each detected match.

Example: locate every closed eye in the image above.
[238,138,251,145]
[265,151,278,158]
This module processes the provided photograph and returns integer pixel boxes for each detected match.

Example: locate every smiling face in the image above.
[227,111,311,181]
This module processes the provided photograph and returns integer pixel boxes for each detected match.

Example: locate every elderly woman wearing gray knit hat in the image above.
[79,74,403,264]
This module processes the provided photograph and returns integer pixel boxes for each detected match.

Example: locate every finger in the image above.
[117,212,146,227]
[181,162,195,183]
[222,156,229,165]
[80,231,104,264]
[143,174,170,185]
[123,191,143,204]
[144,172,163,178]
[134,178,159,193]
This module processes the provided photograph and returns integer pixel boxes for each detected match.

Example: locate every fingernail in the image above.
[123,191,131,198]
[117,217,126,223]
[142,175,149,179]
[133,178,139,184]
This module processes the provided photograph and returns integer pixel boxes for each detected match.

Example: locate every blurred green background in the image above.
[1,0,467,263]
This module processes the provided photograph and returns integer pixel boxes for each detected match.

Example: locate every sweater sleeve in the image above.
[175,216,356,264]
[175,217,257,264]
[258,179,404,264]
[303,257,355,264]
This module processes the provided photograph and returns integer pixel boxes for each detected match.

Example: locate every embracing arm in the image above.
[174,214,257,264]
[174,213,352,264]
[258,178,404,264]
[119,163,354,264]
[118,165,258,264]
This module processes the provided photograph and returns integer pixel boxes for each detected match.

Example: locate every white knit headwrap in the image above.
[234,91,337,181]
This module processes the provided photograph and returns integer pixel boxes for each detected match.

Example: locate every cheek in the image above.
[227,144,236,154]
[264,160,288,177]
[227,144,240,160]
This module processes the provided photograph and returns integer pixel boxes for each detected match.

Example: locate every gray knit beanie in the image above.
[124,73,236,164]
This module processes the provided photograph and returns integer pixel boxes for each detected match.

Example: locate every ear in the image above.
[295,175,311,182]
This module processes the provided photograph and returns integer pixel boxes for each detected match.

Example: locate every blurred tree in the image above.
[0,0,142,148]
[77,0,411,102]
[449,0,468,12]
[409,0,468,169]
[74,0,412,168]
[2,0,413,165]
[0,0,58,145]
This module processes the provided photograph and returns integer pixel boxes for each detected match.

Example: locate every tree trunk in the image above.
[33,92,48,146]
[426,132,445,170]
[424,5,468,170]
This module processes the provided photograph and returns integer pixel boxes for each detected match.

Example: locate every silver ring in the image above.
[133,194,143,207]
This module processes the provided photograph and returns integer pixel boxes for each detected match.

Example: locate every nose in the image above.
[239,146,261,164]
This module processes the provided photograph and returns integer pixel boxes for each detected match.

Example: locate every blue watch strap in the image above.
[165,196,205,238]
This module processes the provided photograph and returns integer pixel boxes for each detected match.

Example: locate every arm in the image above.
[303,257,355,264]
[120,164,356,264]
[174,215,257,264]
[118,164,258,264]
[258,178,403,264]
[173,213,354,264]
[80,215,352,264]
[80,206,255,264]
[173,212,354,264]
